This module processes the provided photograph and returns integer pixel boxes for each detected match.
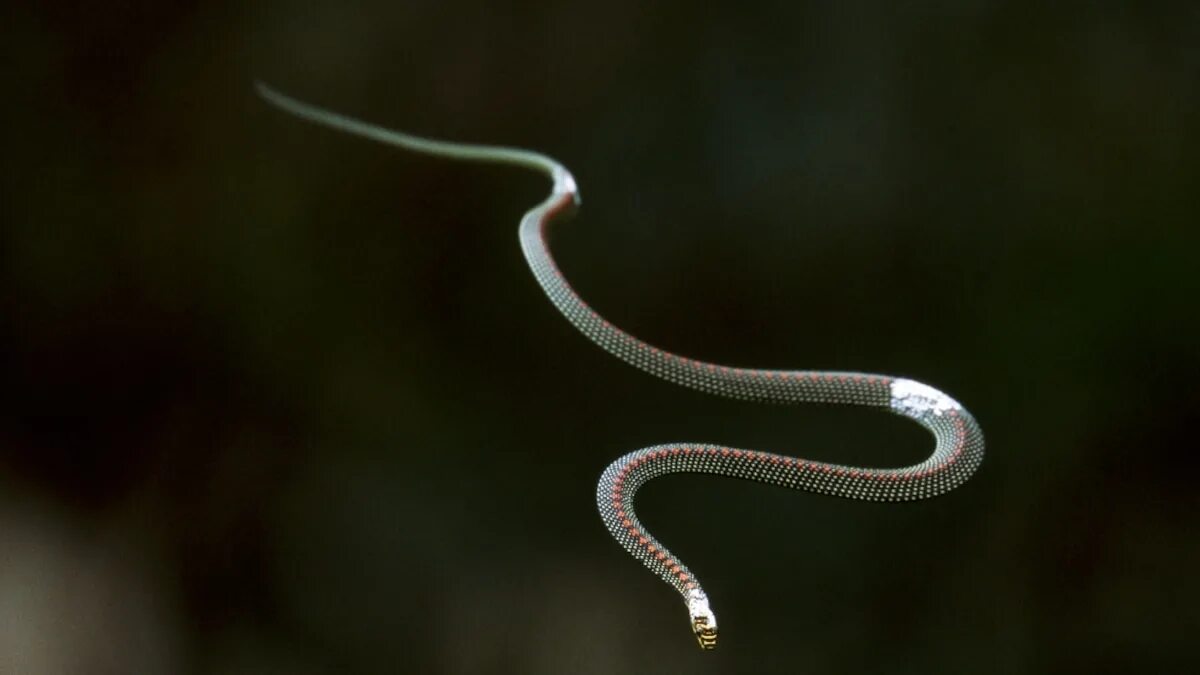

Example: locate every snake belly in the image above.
[256,83,986,650]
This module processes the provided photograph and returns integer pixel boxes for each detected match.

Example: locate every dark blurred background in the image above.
[2,2,1197,673]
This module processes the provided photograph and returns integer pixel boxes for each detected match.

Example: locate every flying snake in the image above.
[256,82,985,650]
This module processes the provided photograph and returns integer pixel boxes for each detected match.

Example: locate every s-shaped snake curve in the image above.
[257,83,985,650]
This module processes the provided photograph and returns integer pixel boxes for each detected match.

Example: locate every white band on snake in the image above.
[257,83,986,650]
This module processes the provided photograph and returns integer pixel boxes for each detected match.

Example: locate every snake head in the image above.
[686,589,718,650]
[691,616,718,649]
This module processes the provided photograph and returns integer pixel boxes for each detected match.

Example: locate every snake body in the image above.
[257,83,985,650]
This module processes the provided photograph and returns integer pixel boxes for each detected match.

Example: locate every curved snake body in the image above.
[257,83,985,649]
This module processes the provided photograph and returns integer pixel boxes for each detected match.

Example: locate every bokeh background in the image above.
[3,2,1197,673]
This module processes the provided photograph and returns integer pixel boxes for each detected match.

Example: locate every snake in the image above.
[256,82,985,650]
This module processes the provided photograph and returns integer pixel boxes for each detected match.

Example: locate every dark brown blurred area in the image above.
[2,2,1197,673]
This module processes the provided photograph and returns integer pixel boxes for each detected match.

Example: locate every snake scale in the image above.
[257,83,985,650]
